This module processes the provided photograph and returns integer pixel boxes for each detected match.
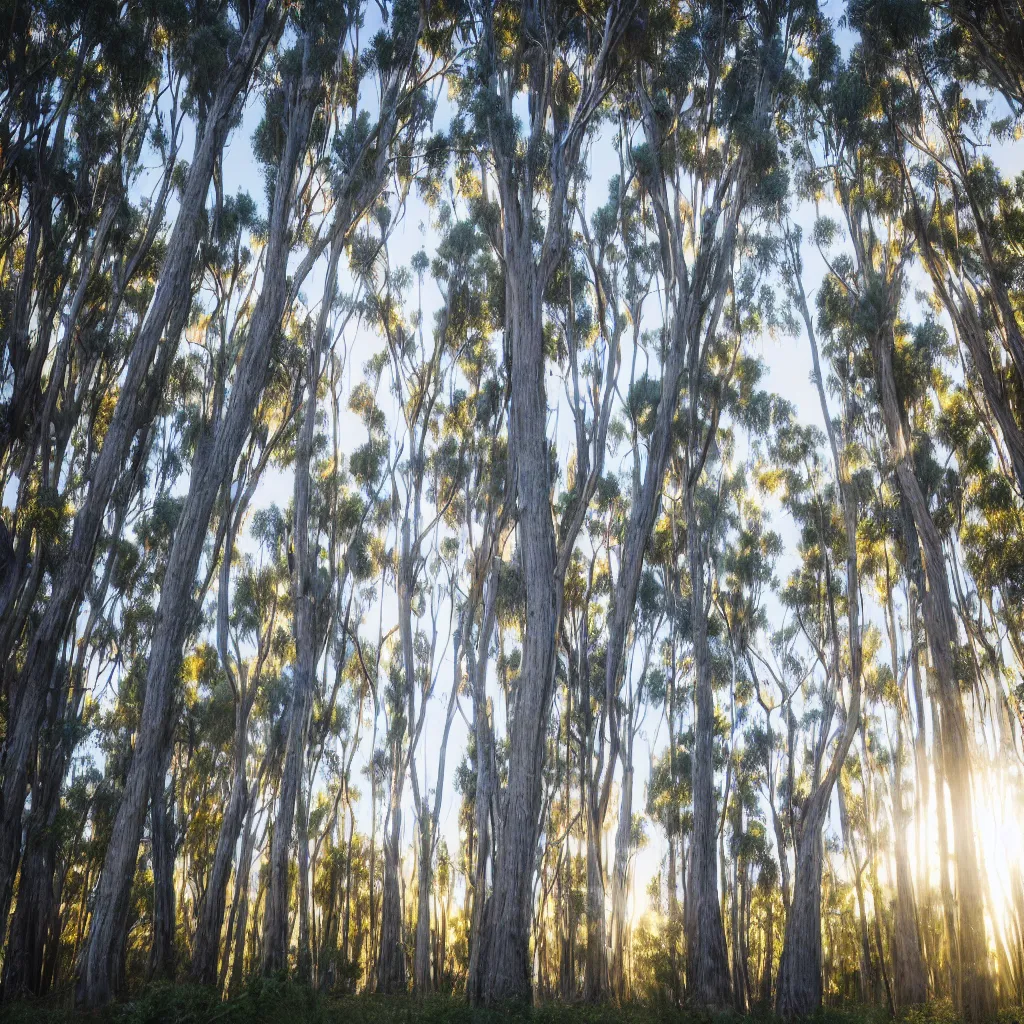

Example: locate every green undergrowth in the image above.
[3,982,1020,1024]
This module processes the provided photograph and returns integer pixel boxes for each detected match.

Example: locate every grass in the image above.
[2,982,1021,1024]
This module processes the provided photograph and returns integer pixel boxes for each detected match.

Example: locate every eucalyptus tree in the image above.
[0,0,174,480]
[560,159,657,1003]
[609,568,663,999]
[0,354,198,997]
[558,522,611,1001]
[453,280,509,998]
[187,499,291,985]
[405,216,505,994]
[795,31,994,1017]
[0,0,279,938]
[928,0,1024,114]
[74,5,345,1002]
[855,1,1024,497]
[457,0,641,1002]
[625,0,821,1003]
[260,0,459,978]
[263,225,354,985]
[187,292,307,986]
[714,483,781,1012]
[763,220,868,1015]
[363,222,484,992]
[758,411,862,1018]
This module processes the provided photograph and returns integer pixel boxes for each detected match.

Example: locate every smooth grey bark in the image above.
[775,232,864,1018]
[74,49,314,1006]
[148,750,177,982]
[466,571,499,999]
[375,797,406,992]
[609,755,632,1000]
[776,813,826,1017]
[471,3,634,1002]
[262,236,330,976]
[685,490,733,1008]
[0,3,274,933]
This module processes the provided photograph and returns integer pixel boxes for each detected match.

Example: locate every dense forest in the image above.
[1,0,1023,1020]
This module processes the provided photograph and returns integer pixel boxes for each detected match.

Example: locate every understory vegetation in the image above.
[4,984,1015,1024]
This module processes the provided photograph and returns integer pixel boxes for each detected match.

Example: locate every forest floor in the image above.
[3,984,1021,1024]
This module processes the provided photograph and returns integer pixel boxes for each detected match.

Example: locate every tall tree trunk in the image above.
[892,693,928,1009]
[466,573,498,999]
[870,314,995,1023]
[225,808,259,998]
[0,5,273,930]
[893,801,928,1008]
[838,782,874,1002]
[148,751,177,982]
[776,808,826,1016]
[760,896,774,1005]
[685,486,732,1008]
[475,228,560,1005]
[75,71,314,1008]
[191,741,248,983]
[609,758,633,1001]
[0,720,64,999]
[375,794,405,993]
[414,818,432,992]
[296,787,312,983]
[582,802,609,1002]
[263,679,314,975]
